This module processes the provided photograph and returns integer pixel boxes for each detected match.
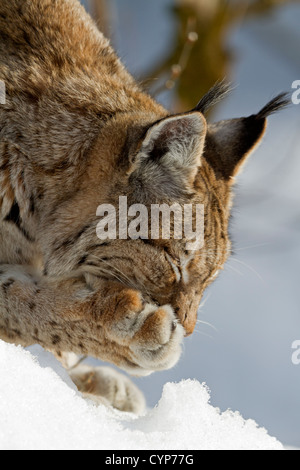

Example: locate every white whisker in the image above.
[199,292,211,310]
[225,263,243,276]
[231,257,264,282]
[233,243,269,252]
[196,319,218,333]
[193,329,214,340]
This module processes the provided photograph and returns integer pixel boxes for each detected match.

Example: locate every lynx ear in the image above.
[204,94,290,182]
[136,113,207,191]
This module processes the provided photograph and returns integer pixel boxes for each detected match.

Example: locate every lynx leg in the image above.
[0,265,184,375]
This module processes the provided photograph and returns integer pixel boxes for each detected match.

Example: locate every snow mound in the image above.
[0,341,283,450]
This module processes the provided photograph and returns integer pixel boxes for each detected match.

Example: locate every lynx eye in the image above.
[165,252,181,283]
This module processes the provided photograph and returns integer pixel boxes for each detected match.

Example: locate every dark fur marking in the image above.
[4,200,35,242]
[52,334,61,345]
[53,223,92,252]
[4,200,20,225]
[11,329,21,337]
[86,261,98,267]
[78,254,88,266]
[29,195,35,214]
[2,279,15,293]
[0,160,9,171]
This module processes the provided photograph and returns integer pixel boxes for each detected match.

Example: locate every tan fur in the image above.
[0,0,284,409]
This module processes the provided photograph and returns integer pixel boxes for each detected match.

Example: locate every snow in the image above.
[0,340,283,450]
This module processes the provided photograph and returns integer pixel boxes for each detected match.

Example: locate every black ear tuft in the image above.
[255,93,290,120]
[193,80,232,115]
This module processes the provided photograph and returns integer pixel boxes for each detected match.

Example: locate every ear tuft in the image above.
[193,80,232,115]
[255,93,290,120]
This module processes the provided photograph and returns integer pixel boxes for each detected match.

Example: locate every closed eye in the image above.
[164,251,195,285]
[164,252,181,283]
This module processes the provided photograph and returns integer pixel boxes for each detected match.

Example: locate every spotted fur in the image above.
[0,0,288,403]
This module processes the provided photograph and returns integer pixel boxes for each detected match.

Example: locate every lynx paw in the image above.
[128,304,185,374]
[102,289,185,375]
[109,290,185,375]
[70,364,146,414]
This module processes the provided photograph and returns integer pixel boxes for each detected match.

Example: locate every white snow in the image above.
[0,340,283,450]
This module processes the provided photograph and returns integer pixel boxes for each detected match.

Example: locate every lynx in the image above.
[0,0,288,413]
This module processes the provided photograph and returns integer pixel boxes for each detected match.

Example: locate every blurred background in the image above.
[80,0,300,447]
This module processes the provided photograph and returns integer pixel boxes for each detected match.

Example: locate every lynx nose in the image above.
[172,290,198,336]
[184,329,193,338]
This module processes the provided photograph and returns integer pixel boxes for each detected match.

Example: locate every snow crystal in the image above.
[0,341,283,450]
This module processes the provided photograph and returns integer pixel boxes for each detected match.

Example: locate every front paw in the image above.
[128,304,185,374]
[101,288,185,375]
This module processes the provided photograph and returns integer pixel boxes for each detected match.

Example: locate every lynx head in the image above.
[88,84,289,335]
